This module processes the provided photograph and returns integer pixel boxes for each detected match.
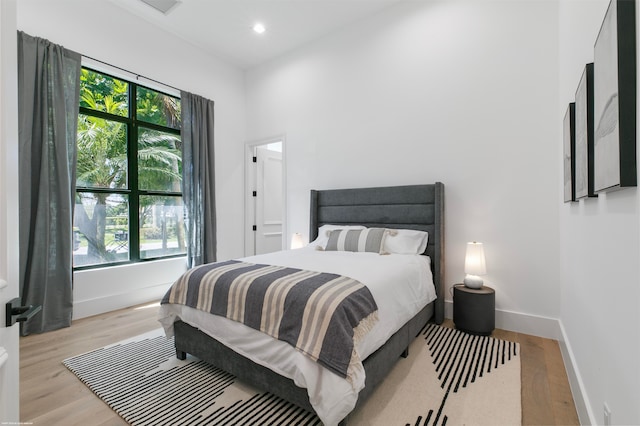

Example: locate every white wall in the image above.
[17,0,247,318]
[558,1,640,425]
[14,0,640,422]
[246,0,562,334]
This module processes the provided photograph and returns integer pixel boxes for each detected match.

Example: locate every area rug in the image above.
[63,324,521,426]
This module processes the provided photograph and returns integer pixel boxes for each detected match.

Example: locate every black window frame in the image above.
[74,66,184,271]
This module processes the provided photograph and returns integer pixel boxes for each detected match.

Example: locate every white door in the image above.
[255,146,283,254]
[0,0,21,421]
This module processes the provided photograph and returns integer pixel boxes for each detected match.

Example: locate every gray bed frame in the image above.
[173,182,445,424]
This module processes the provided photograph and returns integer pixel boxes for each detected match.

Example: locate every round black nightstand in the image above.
[453,284,495,335]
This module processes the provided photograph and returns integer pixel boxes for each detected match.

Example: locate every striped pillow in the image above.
[325,228,386,253]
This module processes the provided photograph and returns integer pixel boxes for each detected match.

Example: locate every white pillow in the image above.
[310,224,366,249]
[383,229,429,255]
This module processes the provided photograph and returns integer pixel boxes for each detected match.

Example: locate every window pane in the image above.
[136,86,181,129]
[139,196,186,259]
[138,127,182,191]
[73,193,129,267]
[77,114,128,189]
[80,69,128,117]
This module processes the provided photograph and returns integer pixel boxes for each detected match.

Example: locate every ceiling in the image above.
[108,0,404,69]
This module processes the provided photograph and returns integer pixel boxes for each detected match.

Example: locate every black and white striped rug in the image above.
[63,324,520,426]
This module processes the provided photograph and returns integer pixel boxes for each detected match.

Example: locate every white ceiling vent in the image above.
[139,0,180,15]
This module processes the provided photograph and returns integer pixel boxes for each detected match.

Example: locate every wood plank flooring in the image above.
[20,304,579,425]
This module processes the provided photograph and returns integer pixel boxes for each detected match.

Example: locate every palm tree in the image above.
[137,127,184,252]
[75,69,184,264]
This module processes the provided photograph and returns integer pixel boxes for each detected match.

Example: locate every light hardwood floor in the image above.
[20,304,579,425]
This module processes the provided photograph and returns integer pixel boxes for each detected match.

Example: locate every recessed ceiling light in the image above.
[253,23,266,34]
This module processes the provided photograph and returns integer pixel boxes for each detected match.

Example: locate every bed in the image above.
[158,183,445,425]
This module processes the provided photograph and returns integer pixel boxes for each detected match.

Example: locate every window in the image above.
[73,68,185,268]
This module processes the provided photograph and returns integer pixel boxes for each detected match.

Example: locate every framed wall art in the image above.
[593,0,636,192]
[564,102,576,203]
[574,63,596,199]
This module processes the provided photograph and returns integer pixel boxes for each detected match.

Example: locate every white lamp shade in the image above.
[290,233,304,249]
[464,242,486,276]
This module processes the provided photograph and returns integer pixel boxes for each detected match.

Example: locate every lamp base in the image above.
[463,274,484,289]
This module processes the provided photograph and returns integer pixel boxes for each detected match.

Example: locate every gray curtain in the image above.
[181,91,216,268]
[17,32,81,335]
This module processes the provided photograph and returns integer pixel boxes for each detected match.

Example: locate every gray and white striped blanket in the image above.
[161,260,379,382]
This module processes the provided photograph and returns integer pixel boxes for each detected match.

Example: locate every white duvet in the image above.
[158,246,436,426]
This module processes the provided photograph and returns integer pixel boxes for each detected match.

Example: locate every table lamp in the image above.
[463,241,486,289]
[290,233,304,249]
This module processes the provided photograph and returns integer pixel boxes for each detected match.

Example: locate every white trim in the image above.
[0,279,6,290]
[0,347,7,370]
[558,320,596,426]
[444,300,561,340]
[244,134,287,256]
[0,1,20,421]
[263,232,283,237]
[494,308,561,340]
[72,282,170,320]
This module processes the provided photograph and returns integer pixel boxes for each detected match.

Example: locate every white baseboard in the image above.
[558,321,596,425]
[73,283,170,320]
[444,300,561,339]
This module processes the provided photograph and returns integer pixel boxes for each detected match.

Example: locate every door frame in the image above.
[244,135,287,257]
[0,0,20,421]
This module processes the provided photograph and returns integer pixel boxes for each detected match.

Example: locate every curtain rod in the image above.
[81,54,181,94]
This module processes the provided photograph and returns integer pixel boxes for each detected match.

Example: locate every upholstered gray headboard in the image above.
[309,183,445,324]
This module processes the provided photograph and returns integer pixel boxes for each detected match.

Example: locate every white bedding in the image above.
[158,246,436,426]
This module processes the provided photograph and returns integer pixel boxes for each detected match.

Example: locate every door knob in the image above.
[5,297,42,327]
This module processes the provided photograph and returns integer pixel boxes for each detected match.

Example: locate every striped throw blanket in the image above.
[161,260,379,383]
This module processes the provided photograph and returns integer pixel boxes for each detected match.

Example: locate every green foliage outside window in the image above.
[80,69,128,116]
[74,68,185,268]
[137,86,181,129]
